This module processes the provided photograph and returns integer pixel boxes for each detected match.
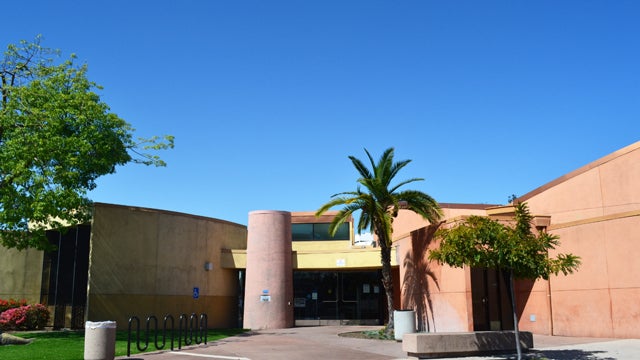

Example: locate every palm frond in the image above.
[389,177,424,194]
[349,155,372,180]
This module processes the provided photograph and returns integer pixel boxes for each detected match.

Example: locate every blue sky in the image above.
[5,1,639,226]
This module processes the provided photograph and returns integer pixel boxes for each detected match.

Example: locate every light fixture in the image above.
[204,261,213,271]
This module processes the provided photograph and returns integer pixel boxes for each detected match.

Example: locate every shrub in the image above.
[0,298,27,314]
[0,304,50,331]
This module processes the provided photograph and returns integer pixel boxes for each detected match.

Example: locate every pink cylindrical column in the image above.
[243,210,293,329]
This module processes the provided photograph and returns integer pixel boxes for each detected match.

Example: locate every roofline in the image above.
[517,141,640,202]
[438,202,501,210]
[93,202,246,228]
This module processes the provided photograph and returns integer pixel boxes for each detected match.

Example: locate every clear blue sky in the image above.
[5,1,639,226]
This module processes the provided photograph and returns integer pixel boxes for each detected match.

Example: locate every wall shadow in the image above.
[401,223,441,332]
[493,349,615,360]
[514,278,535,321]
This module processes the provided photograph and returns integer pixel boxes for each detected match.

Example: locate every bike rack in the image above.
[127,313,207,357]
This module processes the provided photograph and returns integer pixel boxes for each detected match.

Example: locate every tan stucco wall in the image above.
[87,203,247,329]
[521,141,640,338]
[0,246,43,303]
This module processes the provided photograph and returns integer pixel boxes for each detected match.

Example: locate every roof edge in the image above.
[517,141,640,202]
[93,202,246,227]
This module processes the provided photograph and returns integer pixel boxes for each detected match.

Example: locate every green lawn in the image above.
[0,329,246,360]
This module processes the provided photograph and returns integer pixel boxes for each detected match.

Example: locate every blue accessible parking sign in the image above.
[193,287,199,299]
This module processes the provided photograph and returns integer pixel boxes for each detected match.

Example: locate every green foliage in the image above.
[365,326,395,340]
[0,36,173,250]
[316,148,442,245]
[429,202,581,280]
[316,147,441,332]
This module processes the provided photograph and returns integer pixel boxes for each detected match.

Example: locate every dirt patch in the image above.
[338,330,395,341]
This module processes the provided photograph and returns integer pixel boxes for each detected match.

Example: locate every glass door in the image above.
[293,271,382,324]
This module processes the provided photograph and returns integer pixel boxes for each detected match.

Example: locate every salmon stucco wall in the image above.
[243,210,293,330]
[396,225,471,333]
[522,142,640,338]
[393,204,498,333]
[514,278,552,335]
[87,204,247,330]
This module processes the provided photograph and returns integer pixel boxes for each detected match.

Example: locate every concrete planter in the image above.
[394,310,416,341]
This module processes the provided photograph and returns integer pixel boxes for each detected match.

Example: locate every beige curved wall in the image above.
[243,210,293,329]
[0,247,43,304]
[87,203,247,330]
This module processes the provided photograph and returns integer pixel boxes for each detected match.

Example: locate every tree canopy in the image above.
[429,202,580,280]
[316,147,441,334]
[0,36,173,250]
[429,202,580,359]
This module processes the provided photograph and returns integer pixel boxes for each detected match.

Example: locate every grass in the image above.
[0,328,246,360]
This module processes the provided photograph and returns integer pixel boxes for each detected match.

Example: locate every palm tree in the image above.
[316,147,442,335]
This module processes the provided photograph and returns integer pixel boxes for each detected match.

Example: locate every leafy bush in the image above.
[0,304,50,331]
[0,298,27,314]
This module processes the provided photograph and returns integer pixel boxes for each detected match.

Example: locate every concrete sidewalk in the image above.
[116,326,640,360]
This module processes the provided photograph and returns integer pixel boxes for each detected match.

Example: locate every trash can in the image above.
[84,321,116,360]
[394,310,416,341]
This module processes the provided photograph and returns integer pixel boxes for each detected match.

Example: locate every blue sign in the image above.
[193,287,200,299]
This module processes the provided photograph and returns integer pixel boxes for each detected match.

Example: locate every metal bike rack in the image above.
[127,313,207,357]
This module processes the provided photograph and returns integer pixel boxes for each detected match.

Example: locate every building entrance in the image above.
[293,271,383,325]
[470,267,514,331]
[41,225,91,329]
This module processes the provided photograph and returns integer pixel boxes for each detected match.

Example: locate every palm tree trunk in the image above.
[380,240,395,335]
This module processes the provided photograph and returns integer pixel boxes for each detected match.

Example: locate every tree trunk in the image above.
[379,238,395,336]
[504,270,522,360]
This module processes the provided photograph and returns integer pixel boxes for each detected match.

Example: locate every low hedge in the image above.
[0,299,50,331]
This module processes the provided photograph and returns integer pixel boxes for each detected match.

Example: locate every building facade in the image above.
[1,141,639,338]
[392,141,640,338]
[1,203,247,330]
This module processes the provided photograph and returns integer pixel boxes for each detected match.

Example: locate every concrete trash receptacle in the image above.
[84,321,116,360]
[394,310,416,341]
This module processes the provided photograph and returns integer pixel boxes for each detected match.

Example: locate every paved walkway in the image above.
[116,326,640,360]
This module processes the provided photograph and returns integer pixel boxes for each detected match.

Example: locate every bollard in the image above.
[84,321,117,360]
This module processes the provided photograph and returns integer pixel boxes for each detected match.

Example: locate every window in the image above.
[292,223,350,241]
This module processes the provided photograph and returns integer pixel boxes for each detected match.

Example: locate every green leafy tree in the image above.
[316,148,441,335]
[429,202,580,359]
[0,36,173,250]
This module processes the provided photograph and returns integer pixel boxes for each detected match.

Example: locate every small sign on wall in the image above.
[260,295,271,302]
[193,287,200,299]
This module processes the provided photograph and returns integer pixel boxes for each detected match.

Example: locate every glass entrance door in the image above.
[293,271,382,324]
